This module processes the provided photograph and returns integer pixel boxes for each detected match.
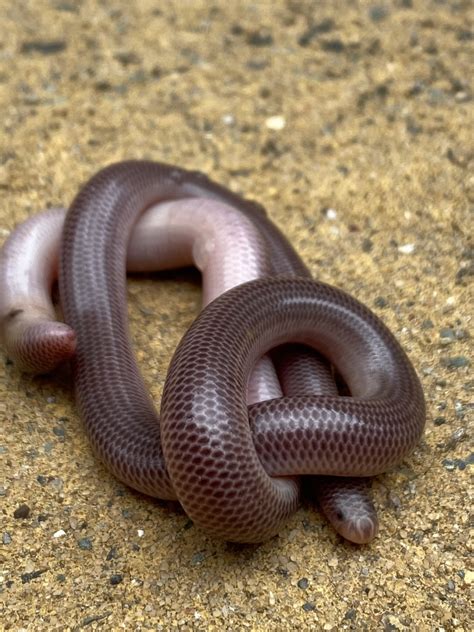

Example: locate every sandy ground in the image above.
[0,1,472,630]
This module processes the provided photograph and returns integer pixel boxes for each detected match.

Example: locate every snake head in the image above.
[2,310,76,374]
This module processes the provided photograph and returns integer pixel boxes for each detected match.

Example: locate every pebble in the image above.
[388,492,402,510]
[439,328,456,344]
[362,238,373,252]
[297,577,309,589]
[3,532,12,544]
[114,51,140,66]
[442,356,470,369]
[456,261,474,284]
[344,608,357,620]
[53,529,66,538]
[247,29,273,47]
[78,537,93,550]
[265,115,286,131]
[298,19,334,47]
[398,243,415,254]
[13,504,30,519]
[191,551,206,565]
[21,569,47,584]
[321,39,345,53]
[439,327,469,342]
[442,455,472,471]
[109,574,123,586]
[443,427,468,451]
[79,613,112,627]
[369,6,390,22]
[374,296,388,308]
[106,547,119,560]
[21,40,67,55]
[455,401,467,417]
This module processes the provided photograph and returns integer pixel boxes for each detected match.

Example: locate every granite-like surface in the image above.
[1,1,472,630]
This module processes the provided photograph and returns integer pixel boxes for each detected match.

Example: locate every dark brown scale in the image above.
[59,161,425,543]
[271,344,378,540]
[160,277,424,541]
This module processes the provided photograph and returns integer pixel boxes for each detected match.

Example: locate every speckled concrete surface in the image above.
[0,1,472,630]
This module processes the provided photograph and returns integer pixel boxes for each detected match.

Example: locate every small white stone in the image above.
[222,114,234,125]
[137,529,144,537]
[265,115,286,130]
[398,243,415,254]
[53,529,66,538]
[325,208,337,220]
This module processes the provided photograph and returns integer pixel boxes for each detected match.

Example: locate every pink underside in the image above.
[0,200,283,400]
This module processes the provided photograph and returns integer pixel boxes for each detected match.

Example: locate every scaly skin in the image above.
[55,161,425,543]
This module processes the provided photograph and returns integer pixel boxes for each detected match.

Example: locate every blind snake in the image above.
[0,161,425,543]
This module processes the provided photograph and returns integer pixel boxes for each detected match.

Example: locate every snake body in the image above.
[1,161,425,543]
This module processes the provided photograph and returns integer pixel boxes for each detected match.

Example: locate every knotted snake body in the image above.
[0,161,425,543]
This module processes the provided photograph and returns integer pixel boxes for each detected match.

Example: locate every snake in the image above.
[0,161,425,543]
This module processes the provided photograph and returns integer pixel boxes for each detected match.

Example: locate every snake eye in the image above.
[8,308,24,320]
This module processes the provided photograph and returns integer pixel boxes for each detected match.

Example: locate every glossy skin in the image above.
[0,202,376,543]
[0,208,76,374]
[55,161,425,543]
[0,202,272,375]
[0,198,378,541]
[161,277,425,541]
